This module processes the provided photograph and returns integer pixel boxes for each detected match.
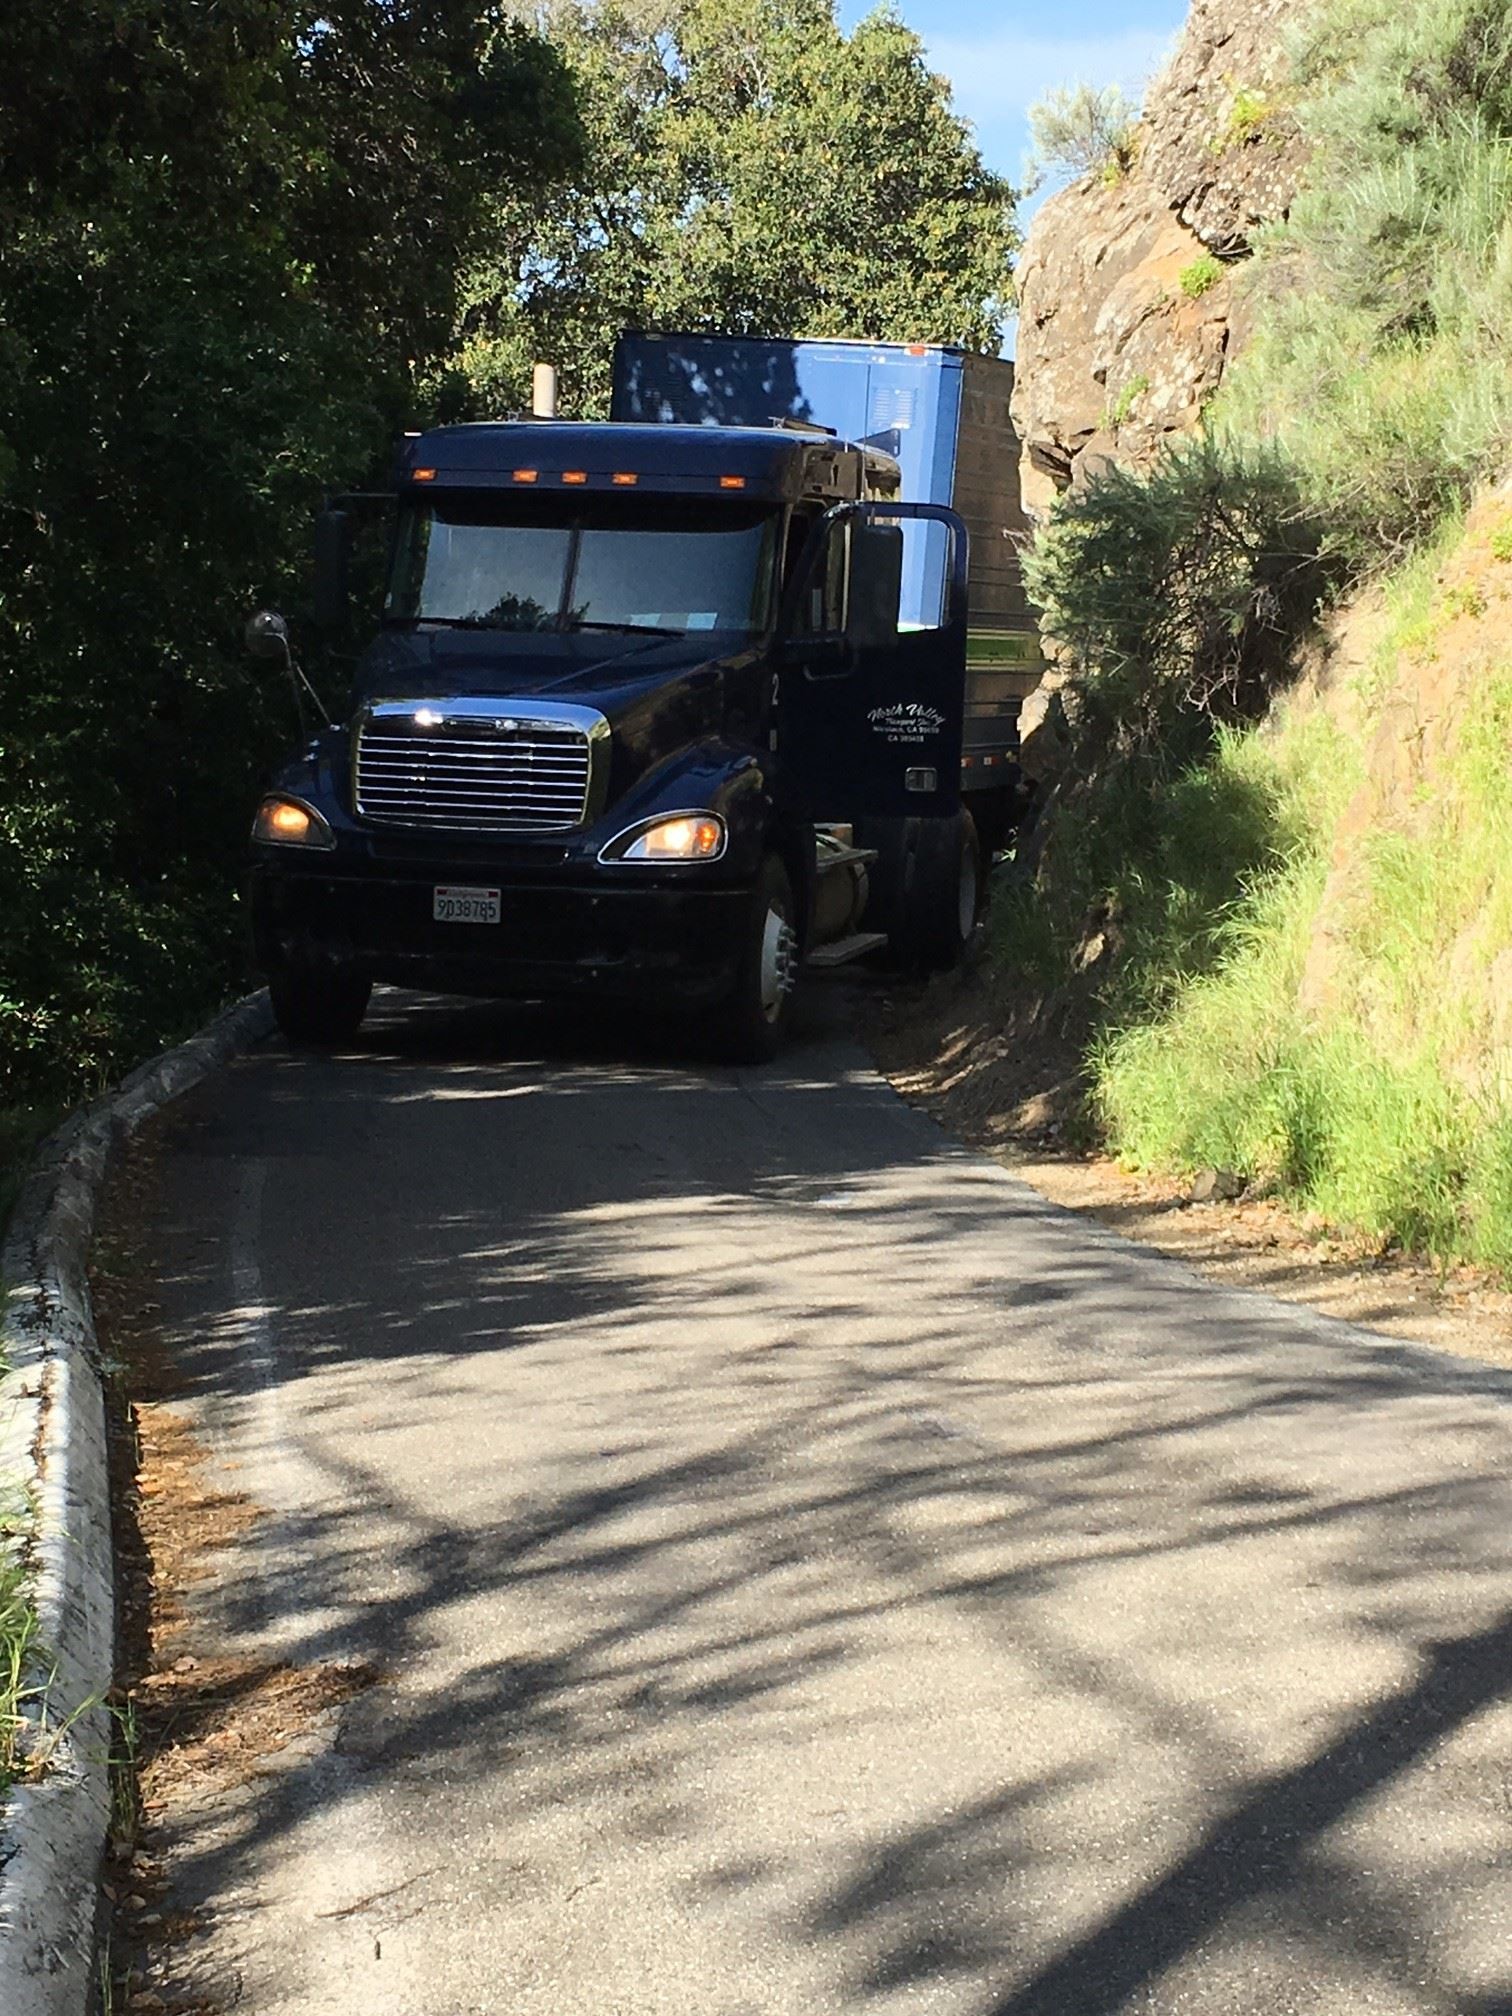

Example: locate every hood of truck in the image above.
[354,624,743,720]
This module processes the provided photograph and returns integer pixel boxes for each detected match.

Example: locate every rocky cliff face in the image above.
[1012,0,1309,519]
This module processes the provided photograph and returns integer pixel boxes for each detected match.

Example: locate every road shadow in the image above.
[126,988,1512,2013]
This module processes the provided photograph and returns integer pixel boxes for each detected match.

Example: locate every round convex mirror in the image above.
[244,609,291,661]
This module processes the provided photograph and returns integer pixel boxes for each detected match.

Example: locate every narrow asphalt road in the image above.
[134,988,1512,2016]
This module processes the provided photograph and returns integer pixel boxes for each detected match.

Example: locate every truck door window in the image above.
[894,518,951,635]
[782,508,815,589]
[790,520,848,638]
[788,514,953,653]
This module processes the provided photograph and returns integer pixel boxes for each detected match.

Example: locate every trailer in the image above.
[611,332,1042,851]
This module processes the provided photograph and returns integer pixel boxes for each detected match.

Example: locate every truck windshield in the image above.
[385,493,779,636]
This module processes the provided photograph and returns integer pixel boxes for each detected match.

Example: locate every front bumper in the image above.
[249,861,747,1006]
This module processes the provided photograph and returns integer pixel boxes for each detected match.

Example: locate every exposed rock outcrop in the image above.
[1012,0,1310,520]
[1140,0,1312,254]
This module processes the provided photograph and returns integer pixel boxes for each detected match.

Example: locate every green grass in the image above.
[1375,511,1463,666]
[0,1111,54,1792]
[1088,560,1512,1271]
[1105,374,1150,429]
[0,1506,38,1796]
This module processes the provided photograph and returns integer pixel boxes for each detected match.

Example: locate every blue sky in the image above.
[840,1,1188,205]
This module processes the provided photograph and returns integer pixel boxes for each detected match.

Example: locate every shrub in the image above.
[1219,86,1273,147]
[1026,83,1140,188]
[1179,255,1224,299]
[1021,435,1328,770]
[1216,2,1512,561]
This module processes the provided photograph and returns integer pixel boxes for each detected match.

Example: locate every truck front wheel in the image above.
[716,854,798,1064]
[267,959,372,1049]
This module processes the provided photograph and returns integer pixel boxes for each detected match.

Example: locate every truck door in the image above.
[775,502,968,822]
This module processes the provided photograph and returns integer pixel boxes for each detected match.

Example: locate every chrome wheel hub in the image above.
[759,903,799,1021]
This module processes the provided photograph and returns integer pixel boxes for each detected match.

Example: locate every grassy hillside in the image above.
[1011,0,1512,1271]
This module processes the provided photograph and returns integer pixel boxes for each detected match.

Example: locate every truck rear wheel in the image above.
[267,959,372,1048]
[896,808,981,973]
[717,853,798,1064]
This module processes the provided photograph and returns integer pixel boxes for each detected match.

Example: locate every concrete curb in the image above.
[0,992,275,2016]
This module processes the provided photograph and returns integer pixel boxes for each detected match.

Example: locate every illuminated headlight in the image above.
[252,795,335,849]
[599,813,727,863]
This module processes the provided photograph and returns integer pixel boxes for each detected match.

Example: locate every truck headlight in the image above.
[599,812,726,863]
[252,796,335,849]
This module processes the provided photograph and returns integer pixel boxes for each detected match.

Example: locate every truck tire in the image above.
[716,853,799,1064]
[267,960,372,1048]
[895,808,981,973]
[852,815,909,942]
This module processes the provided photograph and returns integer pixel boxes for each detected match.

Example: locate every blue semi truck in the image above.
[247,333,1038,1060]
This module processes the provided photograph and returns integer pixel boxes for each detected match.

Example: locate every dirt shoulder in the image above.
[862,962,1512,1373]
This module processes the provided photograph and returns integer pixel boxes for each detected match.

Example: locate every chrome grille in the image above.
[355,707,595,834]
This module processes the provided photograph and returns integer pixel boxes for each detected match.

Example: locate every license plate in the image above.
[433,885,501,925]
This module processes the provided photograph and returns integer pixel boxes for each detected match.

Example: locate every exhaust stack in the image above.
[531,363,559,419]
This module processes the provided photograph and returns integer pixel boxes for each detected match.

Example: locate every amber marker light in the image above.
[718,474,746,490]
[562,469,588,485]
[413,467,437,482]
[512,468,538,484]
[612,472,639,486]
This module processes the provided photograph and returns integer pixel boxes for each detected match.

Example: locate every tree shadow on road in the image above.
[126,989,1512,2014]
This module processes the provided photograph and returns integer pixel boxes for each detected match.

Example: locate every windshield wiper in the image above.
[392,614,685,637]
[570,619,682,638]
[423,615,554,632]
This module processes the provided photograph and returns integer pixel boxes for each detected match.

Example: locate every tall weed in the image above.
[1094,610,1512,1270]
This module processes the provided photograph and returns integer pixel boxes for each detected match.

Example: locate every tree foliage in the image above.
[0,1,579,1101]
[0,0,1012,1108]
[456,0,1018,416]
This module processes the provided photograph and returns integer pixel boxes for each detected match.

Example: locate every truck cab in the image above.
[249,417,975,1061]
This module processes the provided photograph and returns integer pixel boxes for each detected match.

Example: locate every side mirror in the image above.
[244,608,291,662]
[243,605,331,738]
[846,522,904,653]
[313,508,353,637]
